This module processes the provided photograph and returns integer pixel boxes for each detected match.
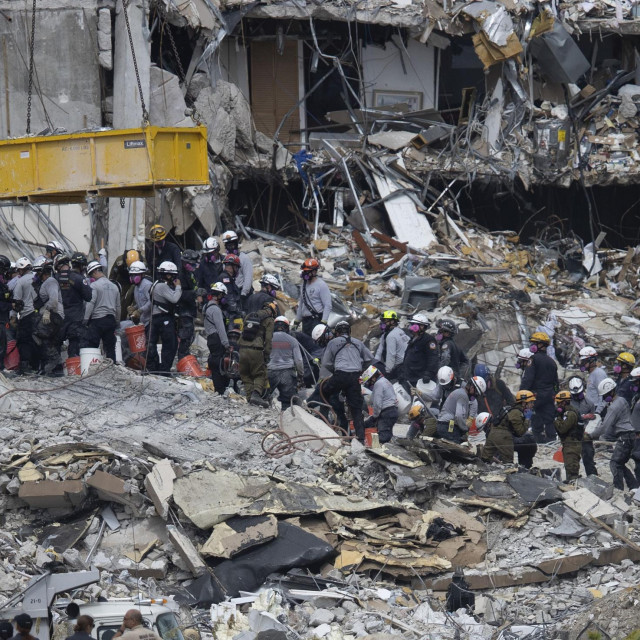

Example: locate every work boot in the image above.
[249,390,269,408]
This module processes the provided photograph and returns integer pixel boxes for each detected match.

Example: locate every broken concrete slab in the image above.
[167,525,207,576]
[18,480,86,509]
[200,515,278,559]
[280,406,342,452]
[87,470,142,511]
[143,458,177,519]
[562,487,621,524]
[507,472,563,505]
[576,476,614,501]
[546,503,590,538]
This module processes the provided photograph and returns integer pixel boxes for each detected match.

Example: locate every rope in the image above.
[122,0,149,124]
[26,0,37,134]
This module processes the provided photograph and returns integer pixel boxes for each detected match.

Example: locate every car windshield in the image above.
[156,613,184,640]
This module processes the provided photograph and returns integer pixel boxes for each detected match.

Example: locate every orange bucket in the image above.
[65,356,81,376]
[177,355,205,377]
[4,339,19,370]
[365,426,378,447]
[553,447,564,463]
[125,325,147,354]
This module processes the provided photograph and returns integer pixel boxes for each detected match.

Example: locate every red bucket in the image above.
[4,339,19,370]
[125,325,147,354]
[65,356,81,376]
[364,426,378,447]
[177,355,205,377]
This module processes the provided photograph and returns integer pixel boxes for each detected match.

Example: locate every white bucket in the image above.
[393,382,411,416]
[416,378,438,401]
[115,335,123,364]
[80,347,104,375]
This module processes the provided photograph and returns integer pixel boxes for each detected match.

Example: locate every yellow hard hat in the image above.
[617,352,636,366]
[148,224,167,242]
[125,249,141,268]
[408,403,424,420]
[515,390,536,403]
[382,310,399,321]
[530,331,550,344]
[555,390,571,402]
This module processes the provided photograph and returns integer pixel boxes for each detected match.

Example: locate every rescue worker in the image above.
[293,326,323,387]
[216,254,243,325]
[83,261,120,362]
[113,609,161,640]
[431,365,457,410]
[436,376,485,443]
[374,310,409,380]
[361,365,398,443]
[147,261,182,375]
[70,252,88,275]
[127,262,152,330]
[591,377,638,490]
[516,347,532,374]
[436,319,469,380]
[406,402,438,439]
[482,390,535,464]
[238,300,277,407]
[521,331,559,443]
[35,260,64,376]
[579,346,607,410]
[56,254,92,359]
[320,320,373,443]
[203,282,230,395]
[13,257,38,374]
[294,258,331,336]
[474,363,514,417]
[109,249,143,320]
[554,390,583,481]
[0,255,14,370]
[12,613,36,640]
[614,352,636,405]
[568,376,598,477]
[44,240,65,261]
[146,225,182,280]
[399,313,439,393]
[177,250,200,360]
[629,367,640,485]
[246,273,281,313]
[197,237,223,289]
[221,230,253,307]
[268,316,304,410]
[64,615,94,640]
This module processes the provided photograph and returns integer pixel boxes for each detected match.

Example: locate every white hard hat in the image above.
[312,323,329,342]
[360,365,378,385]
[631,367,640,379]
[158,261,178,275]
[475,412,491,431]
[15,257,31,269]
[222,230,239,243]
[568,376,585,394]
[32,255,47,270]
[411,313,430,327]
[86,260,102,275]
[579,346,598,360]
[470,376,487,395]
[128,261,147,274]
[274,315,289,325]
[210,282,228,295]
[260,273,281,289]
[202,237,220,253]
[46,240,64,252]
[598,377,616,396]
[437,366,454,386]
[518,348,532,360]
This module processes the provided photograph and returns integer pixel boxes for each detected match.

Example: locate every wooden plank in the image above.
[372,231,408,252]
[352,230,382,271]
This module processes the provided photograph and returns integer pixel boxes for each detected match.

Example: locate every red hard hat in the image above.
[223,253,241,267]
[302,258,320,271]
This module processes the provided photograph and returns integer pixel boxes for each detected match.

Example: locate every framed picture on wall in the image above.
[372,90,424,111]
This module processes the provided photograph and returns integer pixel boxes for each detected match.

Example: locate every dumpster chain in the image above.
[157,3,185,82]
[26,0,37,134]
[122,0,149,124]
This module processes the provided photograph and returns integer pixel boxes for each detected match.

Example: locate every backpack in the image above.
[241,311,263,341]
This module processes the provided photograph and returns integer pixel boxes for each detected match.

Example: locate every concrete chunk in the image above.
[87,470,142,511]
[281,406,341,452]
[144,458,176,519]
[563,487,621,523]
[18,480,86,509]
[167,525,207,576]
[200,515,278,559]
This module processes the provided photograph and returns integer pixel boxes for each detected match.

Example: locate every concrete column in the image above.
[107,0,150,269]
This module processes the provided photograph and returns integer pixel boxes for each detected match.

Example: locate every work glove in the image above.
[130,310,141,324]
[12,299,24,312]
[41,309,51,325]
[292,320,300,331]
[127,304,137,316]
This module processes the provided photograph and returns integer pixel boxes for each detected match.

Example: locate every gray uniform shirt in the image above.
[203,301,229,347]
[39,276,64,318]
[375,327,409,372]
[269,331,304,375]
[371,377,398,417]
[438,387,478,431]
[134,278,153,327]
[235,252,254,296]
[13,272,37,316]
[85,277,121,321]
[151,281,182,316]
[592,395,634,440]
[296,278,332,322]
[322,335,372,373]
[586,366,607,410]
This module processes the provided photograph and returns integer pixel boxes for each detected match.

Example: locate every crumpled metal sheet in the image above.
[462,1,516,47]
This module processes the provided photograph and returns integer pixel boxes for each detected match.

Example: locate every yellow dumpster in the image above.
[0,126,209,203]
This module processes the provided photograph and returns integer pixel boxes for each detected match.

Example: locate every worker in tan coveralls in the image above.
[554,390,583,481]
[113,610,161,640]
[482,390,535,464]
[238,300,277,407]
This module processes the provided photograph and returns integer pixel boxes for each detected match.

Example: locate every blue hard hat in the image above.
[474,363,489,381]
